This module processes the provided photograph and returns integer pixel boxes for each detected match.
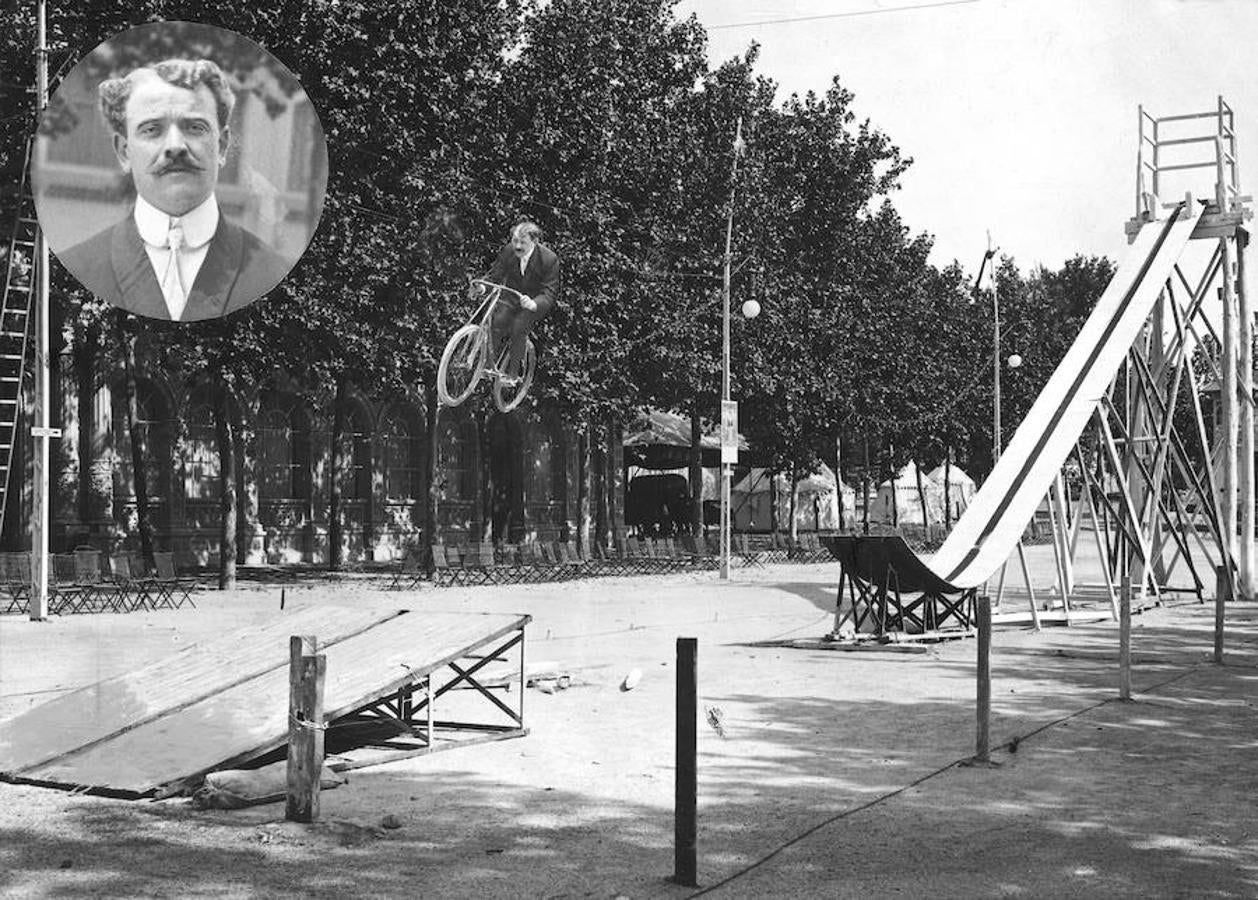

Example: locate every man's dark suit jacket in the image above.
[57,210,290,321]
[486,241,561,318]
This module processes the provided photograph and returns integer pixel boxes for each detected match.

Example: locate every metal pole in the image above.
[719,119,742,582]
[30,0,50,621]
[992,272,1001,464]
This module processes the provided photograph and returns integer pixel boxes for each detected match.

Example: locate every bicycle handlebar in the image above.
[470,278,528,303]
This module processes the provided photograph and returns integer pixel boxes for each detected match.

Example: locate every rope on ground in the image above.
[685,658,1215,898]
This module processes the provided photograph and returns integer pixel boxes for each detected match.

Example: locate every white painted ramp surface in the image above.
[0,609,529,796]
[928,205,1204,589]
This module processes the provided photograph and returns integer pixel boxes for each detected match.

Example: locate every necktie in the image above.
[162,222,187,321]
[519,255,528,276]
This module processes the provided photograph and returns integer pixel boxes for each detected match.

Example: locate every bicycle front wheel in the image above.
[493,338,536,412]
[437,324,487,407]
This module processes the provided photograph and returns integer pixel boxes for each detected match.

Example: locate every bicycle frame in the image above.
[467,279,528,331]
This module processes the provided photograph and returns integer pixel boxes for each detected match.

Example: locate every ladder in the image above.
[0,134,38,536]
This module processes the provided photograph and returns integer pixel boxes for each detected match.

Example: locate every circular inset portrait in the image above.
[32,21,327,322]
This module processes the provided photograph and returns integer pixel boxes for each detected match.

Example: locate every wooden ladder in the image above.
[0,135,39,535]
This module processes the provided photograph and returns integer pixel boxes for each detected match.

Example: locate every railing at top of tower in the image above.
[1136,96,1244,220]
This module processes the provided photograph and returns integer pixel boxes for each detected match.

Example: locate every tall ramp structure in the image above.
[829,98,1252,635]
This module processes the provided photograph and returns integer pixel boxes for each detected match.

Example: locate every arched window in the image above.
[524,413,567,505]
[381,404,425,502]
[259,394,312,501]
[438,409,476,502]
[334,404,373,503]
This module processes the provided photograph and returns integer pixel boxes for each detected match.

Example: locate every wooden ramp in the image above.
[0,607,529,798]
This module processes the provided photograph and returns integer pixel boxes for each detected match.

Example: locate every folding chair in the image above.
[71,548,117,612]
[49,554,87,614]
[431,544,459,586]
[387,546,426,591]
[104,553,147,612]
[736,534,768,568]
[152,552,198,609]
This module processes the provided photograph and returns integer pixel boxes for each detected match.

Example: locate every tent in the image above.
[870,461,944,526]
[623,408,747,471]
[731,463,855,531]
[927,463,977,522]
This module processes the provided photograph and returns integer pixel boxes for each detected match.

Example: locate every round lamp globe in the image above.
[741,298,761,319]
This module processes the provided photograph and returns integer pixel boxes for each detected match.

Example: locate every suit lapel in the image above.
[110,216,168,319]
[183,217,243,320]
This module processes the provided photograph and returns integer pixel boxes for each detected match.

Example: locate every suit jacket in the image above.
[486,241,561,318]
[57,210,290,321]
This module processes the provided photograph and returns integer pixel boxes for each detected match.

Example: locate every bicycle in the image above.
[436,279,538,412]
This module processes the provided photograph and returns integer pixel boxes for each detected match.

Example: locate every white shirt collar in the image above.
[134,194,219,249]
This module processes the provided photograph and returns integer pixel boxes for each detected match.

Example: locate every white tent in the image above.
[870,461,944,526]
[927,463,977,522]
[731,464,855,531]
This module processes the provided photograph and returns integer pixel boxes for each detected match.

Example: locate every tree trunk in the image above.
[861,437,871,534]
[688,408,703,537]
[327,375,347,570]
[479,408,493,543]
[944,446,953,529]
[577,427,591,554]
[915,459,930,541]
[593,421,608,553]
[116,316,154,568]
[787,462,798,542]
[888,443,898,529]
[424,383,441,573]
[213,369,237,590]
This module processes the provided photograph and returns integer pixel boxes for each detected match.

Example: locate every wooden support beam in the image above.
[1119,576,1132,700]
[674,637,698,888]
[1214,566,1228,665]
[286,635,326,824]
[975,595,991,764]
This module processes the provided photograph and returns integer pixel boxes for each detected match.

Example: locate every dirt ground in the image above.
[1,547,1257,899]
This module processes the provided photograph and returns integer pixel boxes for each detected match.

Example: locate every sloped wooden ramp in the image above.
[0,606,530,798]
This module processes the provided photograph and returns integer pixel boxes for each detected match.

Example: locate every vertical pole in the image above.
[719,120,741,582]
[1214,565,1228,664]
[674,637,698,887]
[992,269,1001,466]
[975,594,991,763]
[30,0,50,621]
[286,635,326,823]
[1236,231,1253,600]
[1118,575,1132,700]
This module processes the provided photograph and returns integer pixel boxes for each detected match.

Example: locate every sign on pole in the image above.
[720,400,738,464]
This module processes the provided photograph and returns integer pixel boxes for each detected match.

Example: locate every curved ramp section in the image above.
[928,204,1203,588]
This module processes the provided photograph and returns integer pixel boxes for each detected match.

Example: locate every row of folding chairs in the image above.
[0,549,198,615]
[381,531,837,591]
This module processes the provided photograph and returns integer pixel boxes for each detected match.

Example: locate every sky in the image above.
[672,0,1258,275]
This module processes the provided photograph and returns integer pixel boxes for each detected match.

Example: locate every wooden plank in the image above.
[0,607,401,776]
[19,611,529,795]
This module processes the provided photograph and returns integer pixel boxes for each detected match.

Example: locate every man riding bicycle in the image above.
[478,221,561,384]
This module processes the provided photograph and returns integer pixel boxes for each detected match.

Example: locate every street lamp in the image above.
[974,236,1021,463]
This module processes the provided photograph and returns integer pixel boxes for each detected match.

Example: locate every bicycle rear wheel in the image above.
[437,324,487,407]
[493,339,536,412]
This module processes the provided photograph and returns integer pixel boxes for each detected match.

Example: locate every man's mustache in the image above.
[154,160,203,175]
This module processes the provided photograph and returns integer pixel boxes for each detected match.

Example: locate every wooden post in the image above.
[1214,565,1228,664]
[1119,576,1132,700]
[286,635,326,823]
[975,595,991,763]
[674,637,698,887]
